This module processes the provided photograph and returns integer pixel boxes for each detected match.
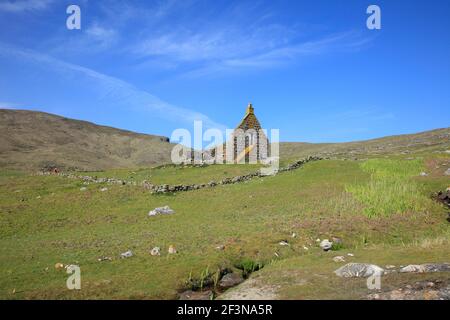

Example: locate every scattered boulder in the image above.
[120,250,133,258]
[168,245,177,254]
[150,247,161,256]
[215,245,225,251]
[400,263,450,273]
[80,187,87,191]
[54,263,64,270]
[333,256,346,263]
[179,290,213,300]
[320,239,333,251]
[97,256,112,262]
[419,172,428,177]
[445,168,450,176]
[279,240,289,246]
[148,205,175,216]
[100,187,108,192]
[219,272,244,289]
[334,263,384,278]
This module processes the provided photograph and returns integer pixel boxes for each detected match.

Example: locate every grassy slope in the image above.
[0,109,174,171]
[1,154,449,299]
[280,127,450,163]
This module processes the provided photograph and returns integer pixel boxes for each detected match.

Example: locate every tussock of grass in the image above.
[360,158,423,178]
[234,258,264,278]
[345,159,432,217]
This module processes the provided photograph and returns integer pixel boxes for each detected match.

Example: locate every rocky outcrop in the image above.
[368,280,450,300]
[400,263,450,273]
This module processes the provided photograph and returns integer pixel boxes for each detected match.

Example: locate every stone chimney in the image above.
[246,103,254,115]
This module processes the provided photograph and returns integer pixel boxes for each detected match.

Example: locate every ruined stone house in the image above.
[206,103,269,163]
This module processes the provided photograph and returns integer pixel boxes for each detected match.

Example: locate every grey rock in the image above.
[333,256,346,263]
[367,280,450,300]
[400,263,450,273]
[148,205,175,216]
[150,247,161,256]
[219,273,244,289]
[334,263,384,278]
[320,239,333,251]
[120,250,133,258]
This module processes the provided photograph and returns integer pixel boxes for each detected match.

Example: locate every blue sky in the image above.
[0,0,449,143]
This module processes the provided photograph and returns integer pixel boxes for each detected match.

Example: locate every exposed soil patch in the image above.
[368,279,450,300]
[217,278,280,300]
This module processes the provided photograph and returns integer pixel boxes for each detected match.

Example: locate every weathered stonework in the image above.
[42,156,322,194]
[214,103,269,163]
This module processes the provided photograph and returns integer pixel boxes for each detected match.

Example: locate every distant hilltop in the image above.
[0,109,173,171]
[0,109,449,171]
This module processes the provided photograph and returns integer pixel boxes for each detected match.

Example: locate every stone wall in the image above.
[38,156,323,194]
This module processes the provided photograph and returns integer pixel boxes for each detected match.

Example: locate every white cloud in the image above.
[180,31,372,78]
[85,23,118,49]
[133,24,293,63]
[0,0,54,12]
[0,43,226,130]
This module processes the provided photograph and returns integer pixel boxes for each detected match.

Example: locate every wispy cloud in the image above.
[0,101,20,109]
[0,43,225,130]
[130,3,371,78]
[0,0,54,13]
[133,23,293,63]
[85,23,117,48]
[180,31,372,78]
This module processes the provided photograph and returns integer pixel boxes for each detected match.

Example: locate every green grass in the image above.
[0,157,448,299]
[345,159,434,217]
